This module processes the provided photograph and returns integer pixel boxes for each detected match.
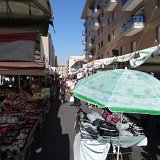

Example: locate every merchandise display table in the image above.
[0,91,50,160]
[73,109,148,160]
[74,132,110,160]
[73,132,147,160]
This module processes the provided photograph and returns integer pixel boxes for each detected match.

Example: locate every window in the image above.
[131,41,137,52]
[112,11,116,21]
[102,54,104,59]
[156,26,160,42]
[112,30,116,39]
[108,34,110,42]
[120,46,124,55]
[107,52,109,57]
[101,27,103,33]
[98,43,101,49]
[98,29,100,36]
[108,18,110,25]
[112,49,119,56]
[101,10,104,17]
[101,40,103,48]
[156,0,160,7]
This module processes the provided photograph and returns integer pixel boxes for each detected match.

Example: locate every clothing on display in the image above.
[74,109,147,160]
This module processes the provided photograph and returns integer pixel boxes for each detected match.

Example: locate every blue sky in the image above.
[49,0,86,65]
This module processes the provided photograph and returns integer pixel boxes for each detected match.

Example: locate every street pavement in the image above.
[30,95,78,160]
[30,94,160,160]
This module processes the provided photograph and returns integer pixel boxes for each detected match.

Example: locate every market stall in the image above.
[72,69,160,160]
[0,90,50,160]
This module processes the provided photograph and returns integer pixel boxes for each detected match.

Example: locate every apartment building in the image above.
[81,0,160,63]
[40,33,57,68]
[58,65,67,76]
[66,55,85,75]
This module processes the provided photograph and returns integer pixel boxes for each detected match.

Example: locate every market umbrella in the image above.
[72,69,160,115]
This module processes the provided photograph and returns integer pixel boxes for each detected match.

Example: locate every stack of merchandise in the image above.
[0,90,48,160]
[76,109,145,143]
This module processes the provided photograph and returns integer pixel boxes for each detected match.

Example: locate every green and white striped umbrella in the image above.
[72,69,160,115]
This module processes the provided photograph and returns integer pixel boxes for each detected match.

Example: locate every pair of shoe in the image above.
[98,121,118,132]
[80,127,98,139]
[98,121,119,138]
[81,121,97,131]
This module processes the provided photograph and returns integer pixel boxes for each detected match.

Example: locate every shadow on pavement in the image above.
[30,99,70,160]
[141,115,160,160]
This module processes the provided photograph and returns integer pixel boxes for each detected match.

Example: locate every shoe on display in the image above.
[81,121,97,131]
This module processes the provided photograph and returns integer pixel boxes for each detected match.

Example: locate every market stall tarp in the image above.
[0,0,53,36]
[0,62,46,75]
[72,69,160,115]
[79,45,160,72]
[130,44,160,68]
[0,32,37,61]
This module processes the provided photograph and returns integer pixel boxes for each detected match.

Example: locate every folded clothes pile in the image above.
[76,109,145,141]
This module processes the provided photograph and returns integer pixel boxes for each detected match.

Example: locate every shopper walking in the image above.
[60,84,66,104]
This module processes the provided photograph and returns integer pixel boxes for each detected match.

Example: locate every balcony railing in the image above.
[93,19,101,30]
[122,0,143,11]
[82,30,87,36]
[82,40,86,45]
[92,6,101,17]
[122,16,145,36]
[83,21,87,28]
[88,43,93,49]
[87,8,92,16]
[88,51,93,58]
[104,0,118,12]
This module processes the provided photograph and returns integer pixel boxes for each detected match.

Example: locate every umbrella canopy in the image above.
[72,69,160,115]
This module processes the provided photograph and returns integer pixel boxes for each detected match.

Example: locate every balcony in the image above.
[104,0,118,12]
[122,16,145,36]
[93,19,101,30]
[83,21,87,28]
[88,51,94,58]
[82,30,87,36]
[82,40,86,45]
[87,42,94,50]
[122,0,143,11]
[92,6,101,17]
[87,8,92,17]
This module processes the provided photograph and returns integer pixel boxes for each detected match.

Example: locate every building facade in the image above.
[58,65,67,76]
[81,0,160,62]
[66,55,85,75]
[40,33,57,68]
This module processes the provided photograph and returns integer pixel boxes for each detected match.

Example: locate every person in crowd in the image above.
[73,80,81,108]
[50,82,57,102]
[74,96,81,108]
[60,84,66,104]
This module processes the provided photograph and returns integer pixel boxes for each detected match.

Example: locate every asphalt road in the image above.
[30,95,78,160]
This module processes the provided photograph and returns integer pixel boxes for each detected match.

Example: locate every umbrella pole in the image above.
[117,112,123,160]
[117,146,120,160]
[30,75,32,86]
[18,75,21,92]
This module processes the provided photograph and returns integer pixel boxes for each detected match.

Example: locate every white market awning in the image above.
[130,44,160,68]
